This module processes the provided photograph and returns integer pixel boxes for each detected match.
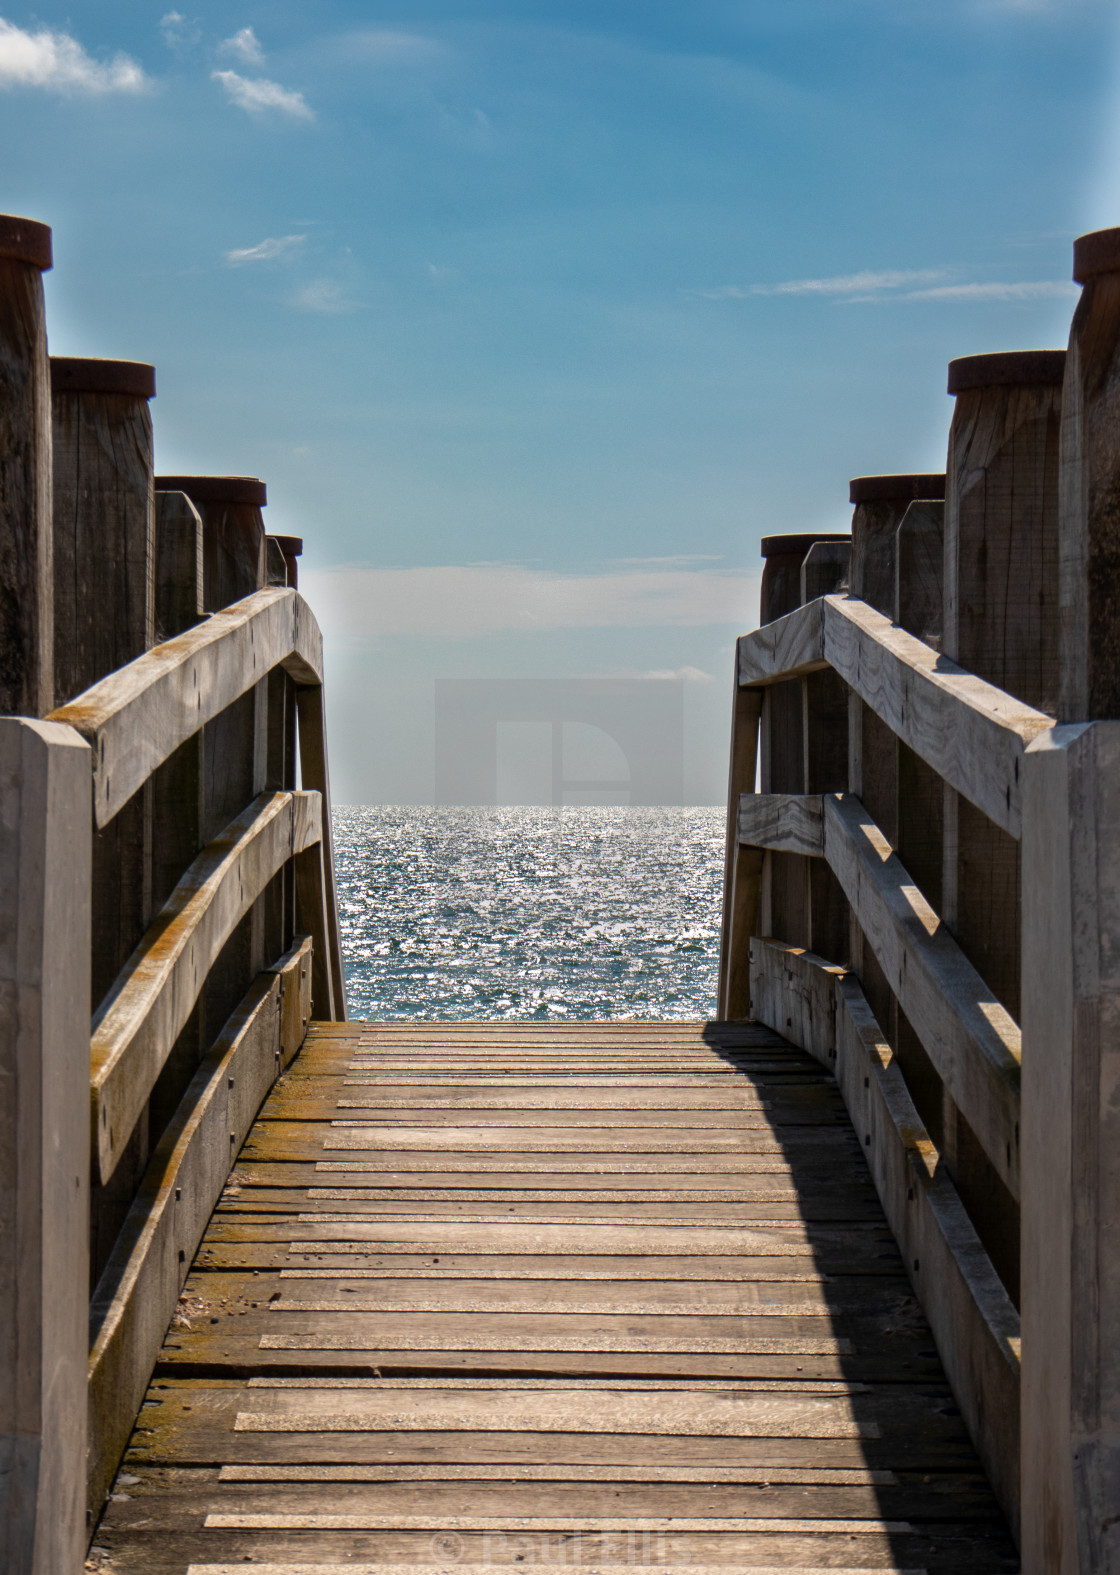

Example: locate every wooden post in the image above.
[148,491,207,1145]
[1059,226,1120,723]
[51,357,158,1288]
[0,215,53,719]
[0,717,90,1574]
[154,475,270,1032]
[716,676,762,1019]
[1020,720,1120,1574]
[848,474,946,1143]
[50,358,156,1008]
[758,532,847,946]
[800,541,850,965]
[265,536,302,960]
[1020,226,1120,1573]
[271,532,302,590]
[942,348,1064,1307]
[894,499,945,912]
[296,682,347,1019]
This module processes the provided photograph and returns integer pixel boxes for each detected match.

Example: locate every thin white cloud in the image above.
[291,279,359,313]
[159,11,199,51]
[212,69,313,120]
[225,234,306,265]
[696,269,951,300]
[695,267,1078,305]
[301,564,763,641]
[0,17,148,94]
[219,27,264,66]
[899,280,1079,302]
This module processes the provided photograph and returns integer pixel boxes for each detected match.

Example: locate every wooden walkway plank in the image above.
[90,1020,1017,1575]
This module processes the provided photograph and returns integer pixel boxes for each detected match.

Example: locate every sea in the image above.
[333,806,725,1022]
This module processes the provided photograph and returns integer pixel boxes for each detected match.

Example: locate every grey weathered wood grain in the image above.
[738,793,824,856]
[0,717,90,1575]
[716,673,761,1020]
[90,790,322,1183]
[47,586,322,828]
[822,793,1020,1199]
[739,594,1052,837]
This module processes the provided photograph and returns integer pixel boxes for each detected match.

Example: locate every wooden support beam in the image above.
[51,358,158,1016]
[942,348,1064,1308]
[87,941,310,1526]
[748,938,1021,1538]
[47,586,323,828]
[715,669,761,1020]
[738,594,1053,838]
[800,541,850,965]
[0,717,90,1574]
[1059,228,1120,721]
[0,215,53,720]
[759,535,841,948]
[1020,719,1120,1573]
[90,789,322,1183]
[295,682,347,1020]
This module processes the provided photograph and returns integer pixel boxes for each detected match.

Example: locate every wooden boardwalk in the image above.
[92,1020,1018,1574]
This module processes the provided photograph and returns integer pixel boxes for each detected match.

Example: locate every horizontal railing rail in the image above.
[49,585,323,829]
[738,593,1053,835]
[739,789,1021,1198]
[91,788,323,1182]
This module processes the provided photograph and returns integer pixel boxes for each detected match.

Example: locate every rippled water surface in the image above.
[334,806,724,1021]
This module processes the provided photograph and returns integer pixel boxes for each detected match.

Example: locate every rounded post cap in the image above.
[1073,227,1120,284]
[0,214,52,270]
[947,349,1065,393]
[270,534,303,556]
[155,475,267,506]
[761,532,850,559]
[50,357,156,398]
[849,473,946,504]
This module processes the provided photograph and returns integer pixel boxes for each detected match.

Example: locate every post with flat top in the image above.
[943,347,1063,1308]
[0,215,53,718]
[800,539,850,965]
[847,473,946,1134]
[1020,227,1120,1574]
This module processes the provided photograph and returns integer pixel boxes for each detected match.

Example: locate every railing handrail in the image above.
[738,592,1053,836]
[48,585,324,829]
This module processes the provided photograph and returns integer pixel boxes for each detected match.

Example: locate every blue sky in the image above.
[2,1,1117,800]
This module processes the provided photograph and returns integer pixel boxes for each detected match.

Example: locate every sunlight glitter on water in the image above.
[333,806,724,1021]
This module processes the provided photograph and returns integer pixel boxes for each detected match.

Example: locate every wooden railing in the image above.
[718,236,1120,1574]
[0,214,346,1572]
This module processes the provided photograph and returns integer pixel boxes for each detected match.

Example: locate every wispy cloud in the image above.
[0,17,148,94]
[898,279,1078,301]
[301,564,763,640]
[695,266,1077,305]
[225,233,306,266]
[159,11,199,52]
[219,27,263,66]
[291,279,359,314]
[212,68,313,120]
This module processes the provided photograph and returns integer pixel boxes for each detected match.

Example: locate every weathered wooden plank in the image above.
[48,587,323,828]
[0,215,53,719]
[739,594,1052,837]
[738,793,823,856]
[91,791,322,1183]
[0,717,90,1575]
